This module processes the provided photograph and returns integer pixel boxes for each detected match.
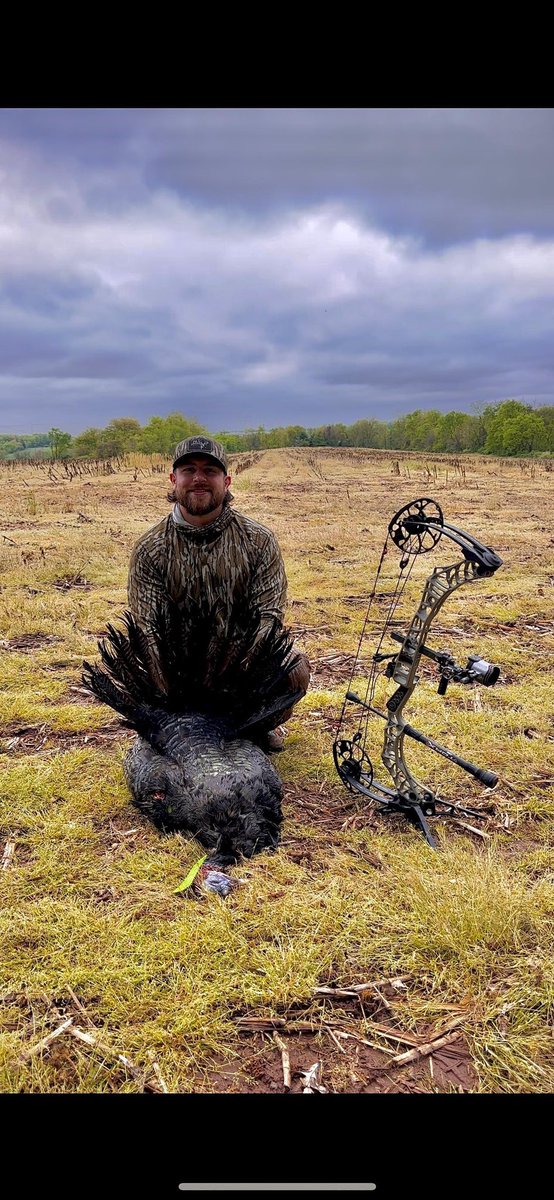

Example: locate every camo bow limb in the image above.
[333,498,504,846]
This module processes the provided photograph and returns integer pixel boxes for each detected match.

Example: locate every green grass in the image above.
[1,450,554,1093]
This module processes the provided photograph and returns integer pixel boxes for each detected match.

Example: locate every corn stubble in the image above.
[0,448,553,1094]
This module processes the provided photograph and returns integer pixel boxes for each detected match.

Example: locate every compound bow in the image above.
[333,498,503,847]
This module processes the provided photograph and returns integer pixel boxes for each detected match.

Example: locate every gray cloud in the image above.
[3,108,554,243]
[0,109,553,433]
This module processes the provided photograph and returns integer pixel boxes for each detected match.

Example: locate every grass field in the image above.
[1,447,553,1094]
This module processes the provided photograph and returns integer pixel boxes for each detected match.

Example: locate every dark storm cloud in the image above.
[0,108,554,433]
[143,108,554,246]
[2,108,553,244]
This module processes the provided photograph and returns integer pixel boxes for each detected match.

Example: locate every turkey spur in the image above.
[82,598,303,869]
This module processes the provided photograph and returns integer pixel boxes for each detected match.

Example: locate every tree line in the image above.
[1,400,553,461]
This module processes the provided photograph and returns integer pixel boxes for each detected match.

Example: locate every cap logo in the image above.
[187,437,214,452]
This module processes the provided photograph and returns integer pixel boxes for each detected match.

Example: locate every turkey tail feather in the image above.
[230,689,305,739]
[83,599,303,729]
[82,661,156,739]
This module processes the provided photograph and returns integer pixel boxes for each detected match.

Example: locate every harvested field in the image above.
[1,447,553,1094]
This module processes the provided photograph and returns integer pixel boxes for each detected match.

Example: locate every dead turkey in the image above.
[82,597,303,874]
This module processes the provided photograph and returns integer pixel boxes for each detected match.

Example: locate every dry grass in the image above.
[1,447,553,1094]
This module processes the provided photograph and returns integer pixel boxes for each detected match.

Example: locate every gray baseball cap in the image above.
[172,436,228,473]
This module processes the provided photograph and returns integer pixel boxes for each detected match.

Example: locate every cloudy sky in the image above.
[1,107,553,435]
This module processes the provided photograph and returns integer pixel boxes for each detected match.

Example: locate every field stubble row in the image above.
[0,448,553,1095]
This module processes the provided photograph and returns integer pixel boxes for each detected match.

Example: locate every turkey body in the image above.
[83,601,301,871]
[123,712,283,868]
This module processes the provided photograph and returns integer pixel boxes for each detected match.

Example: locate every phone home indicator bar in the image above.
[178,1186,376,1193]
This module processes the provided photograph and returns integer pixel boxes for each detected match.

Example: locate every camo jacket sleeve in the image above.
[251,529,287,630]
[127,540,169,691]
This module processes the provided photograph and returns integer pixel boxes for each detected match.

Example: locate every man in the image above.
[127,436,310,751]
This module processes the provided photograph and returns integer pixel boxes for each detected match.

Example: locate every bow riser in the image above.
[388,559,492,697]
[381,558,496,801]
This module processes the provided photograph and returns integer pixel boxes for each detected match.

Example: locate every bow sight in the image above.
[333,497,504,848]
[387,632,501,696]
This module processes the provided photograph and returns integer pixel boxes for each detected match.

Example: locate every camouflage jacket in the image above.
[127,503,288,689]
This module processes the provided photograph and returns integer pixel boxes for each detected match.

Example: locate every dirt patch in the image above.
[430,1041,477,1090]
[284,780,506,850]
[203,1032,376,1093]
[281,839,327,870]
[92,809,151,857]
[0,633,62,651]
[91,886,118,904]
[0,721,134,756]
[42,659,80,670]
[53,574,92,591]
[310,651,358,684]
[203,1026,477,1094]
[284,781,358,835]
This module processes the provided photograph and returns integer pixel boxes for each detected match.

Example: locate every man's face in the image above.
[170,455,231,517]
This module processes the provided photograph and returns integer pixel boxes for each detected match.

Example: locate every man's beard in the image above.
[179,488,221,516]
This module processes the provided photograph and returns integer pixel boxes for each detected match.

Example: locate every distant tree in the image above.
[388,414,410,450]
[264,426,291,449]
[0,437,20,460]
[308,424,330,446]
[501,412,548,455]
[99,417,142,456]
[13,446,50,460]
[349,418,388,448]
[535,406,554,452]
[15,401,552,466]
[213,431,245,453]
[313,422,351,446]
[483,400,533,454]
[73,428,103,457]
[292,428,312,446]
[48,427,73,459]
[137,416,167,455]
[280,425,311,446]
[433,411,483,453]
[138,412,207,455]
[465,412,487,452]
[403,409,442,451]
[0,433,50,458]
[241,426,266,450]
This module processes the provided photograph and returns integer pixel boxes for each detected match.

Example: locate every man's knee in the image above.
[288,652,311,698]
[276,652,311,722]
